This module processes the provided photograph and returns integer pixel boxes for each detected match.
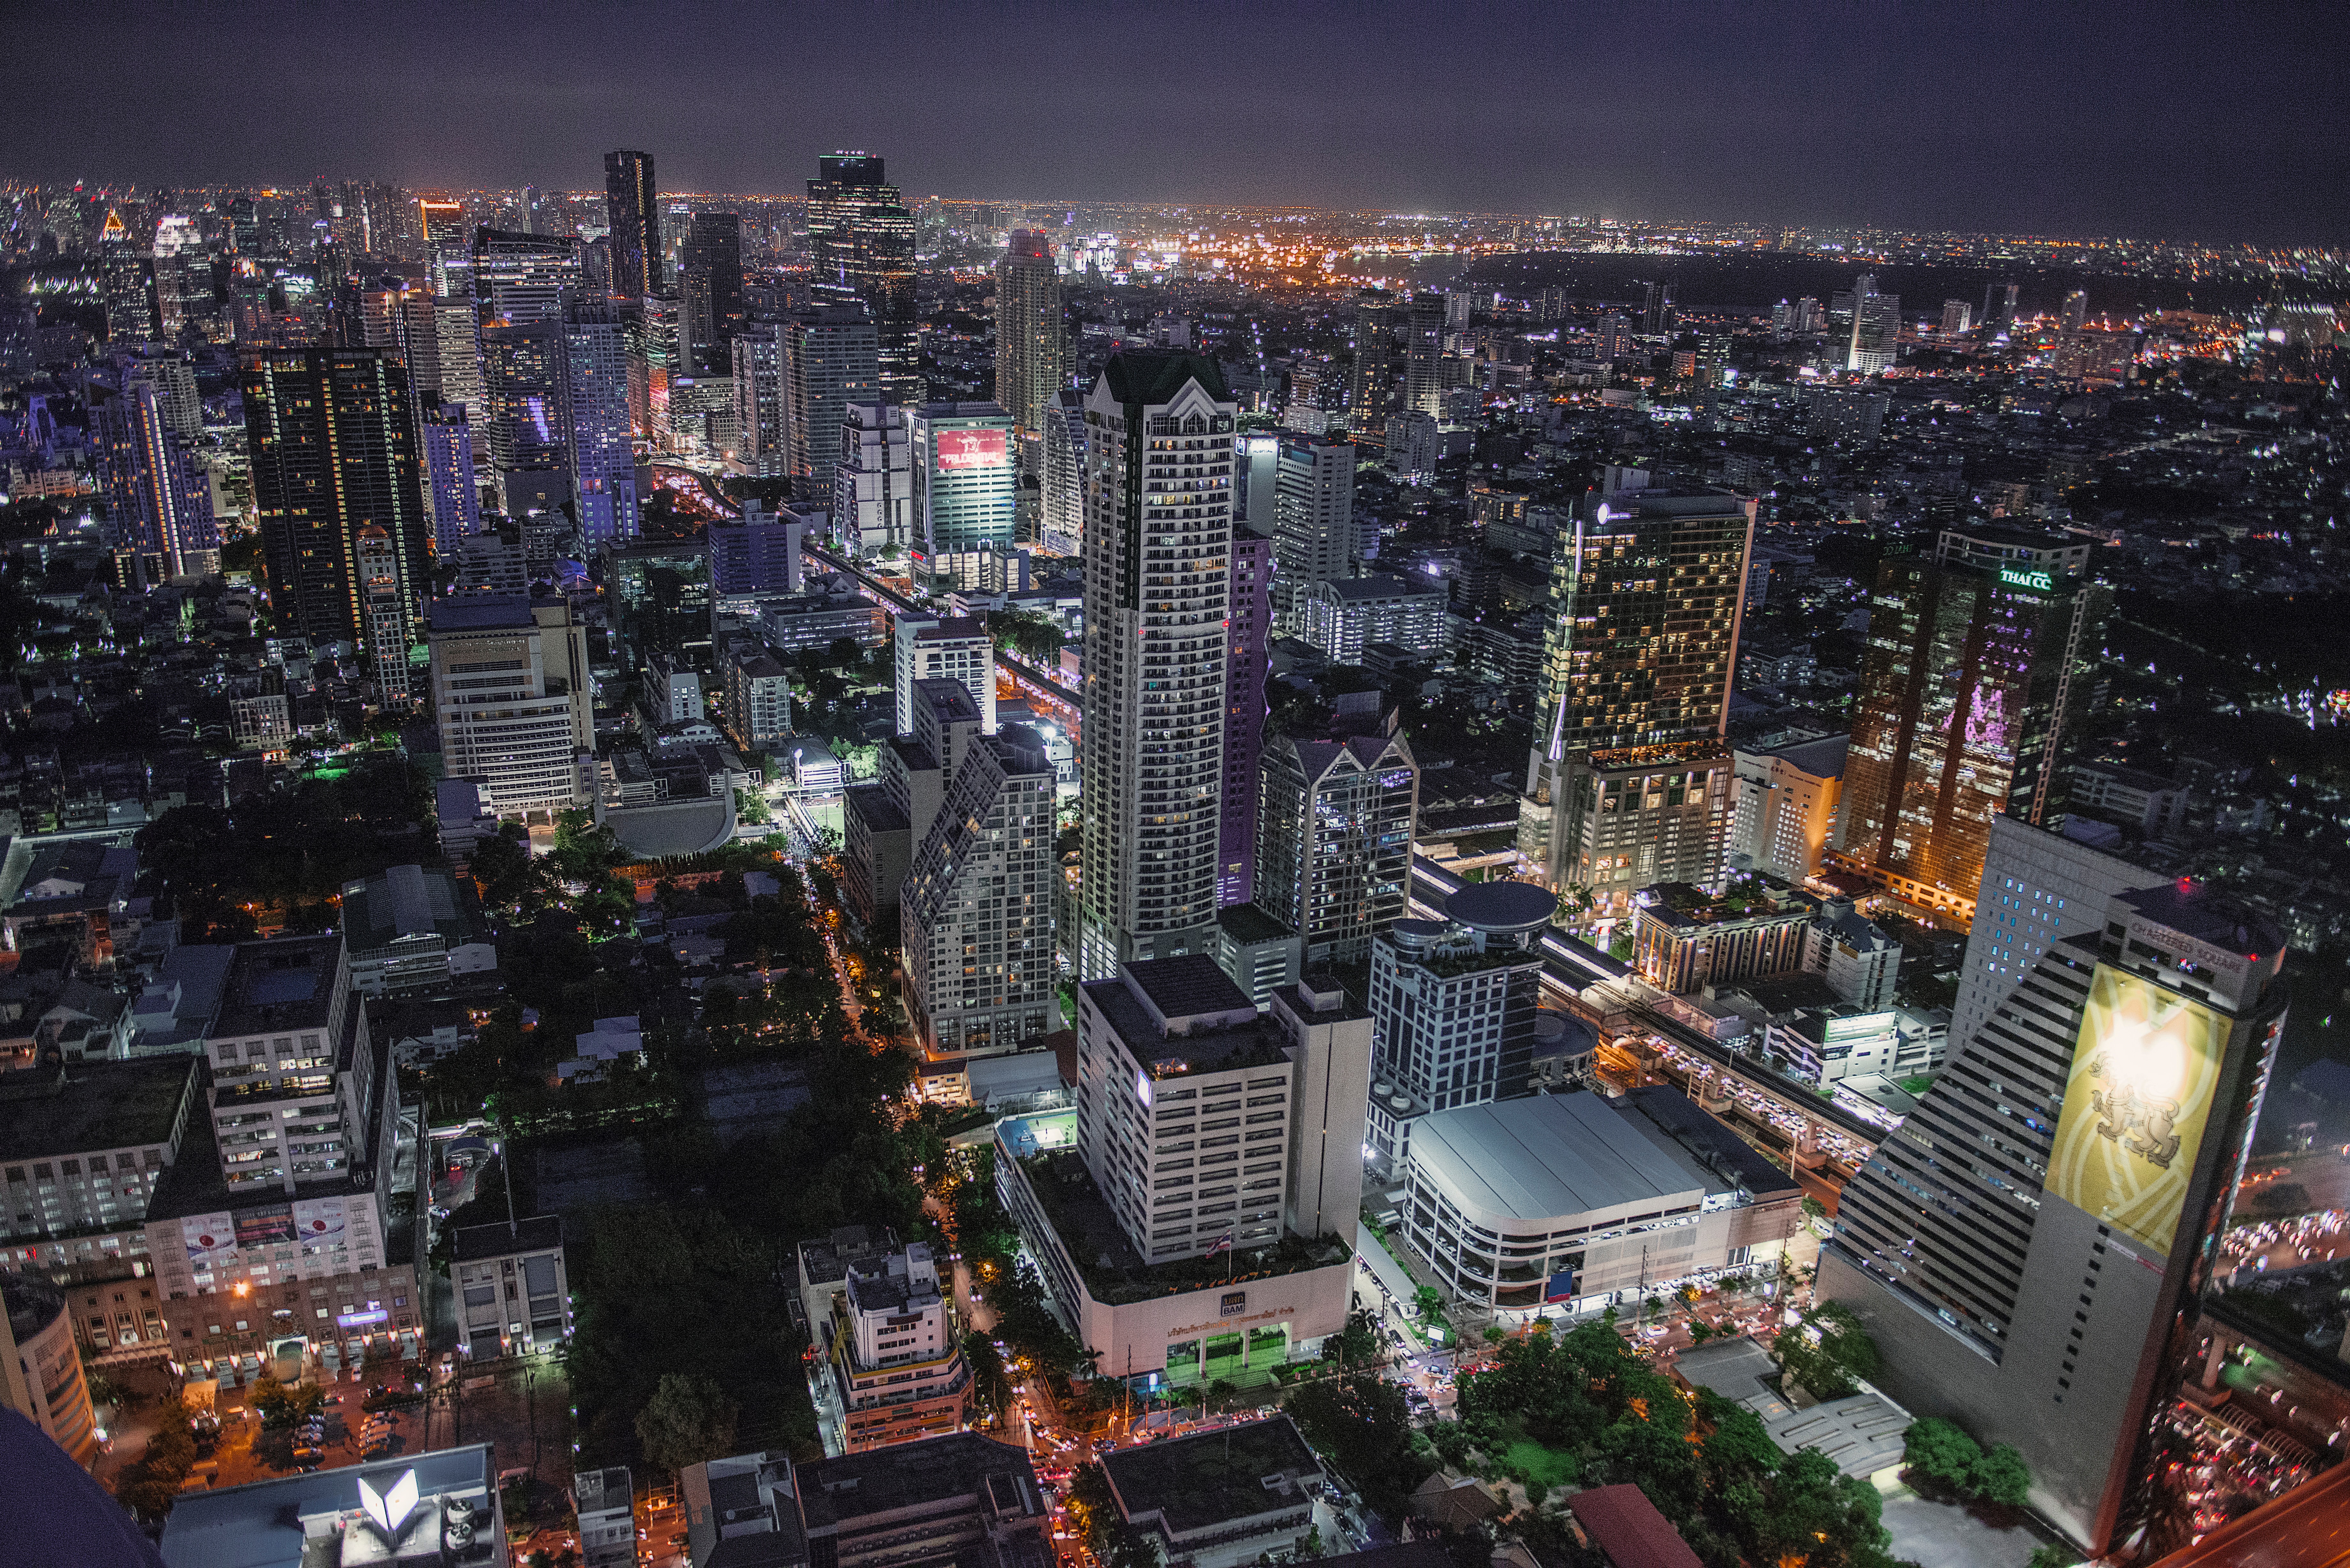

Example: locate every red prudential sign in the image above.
[935,428,1008,471]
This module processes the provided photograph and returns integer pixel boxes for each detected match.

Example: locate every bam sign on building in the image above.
[2046,966,2228,1254]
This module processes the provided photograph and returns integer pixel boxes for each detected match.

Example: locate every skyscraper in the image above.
[1828,528,2108,923]
[470,229,582,326]
[560,303,639,547]
[1039,388,1087,556]
[151,216,208,338]
[1270,432,1356,630]
[894,615,996,737]
[680,211,744,378]
[784,305,881,503]
[1825,883,2288,1550]
[2062,288,2089,331]
[900,726,1061,1058]
[242,347,429,645]
[910,402,1018,585]
[806,153,920,404]
[603,149,660,299]
[477,317,563,478]
[732,325,786,478]
[1642,278,1673,335]
[357,525,417,706]
[432,294,485,413]
[993,231,1063,440]
[427,596,594,818]
[1844,273,1901,374]
[1518,486,1754,916]
[91,381,218,580]
[1218,534,1274,909]
[418,398,479,553]
[1345,290,1401,449]
[1402,292,1447,418]
[832,400,912,558]
[1255,720,1418,966]
[99,211,158,344]
[1076,351,1236,980]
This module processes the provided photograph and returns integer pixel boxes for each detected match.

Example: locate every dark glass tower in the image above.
[602,149,660,299]
[241,347,428,645]
[806,152,920,404]
[680,211,744,378]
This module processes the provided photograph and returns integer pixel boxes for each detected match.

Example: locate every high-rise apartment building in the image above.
[357,525,417,705]
[431,294,485,411]
[894,615,995,737]
[560,304,639,547]
[1595,311,1634,362]
[1401,292,1447,418]
[680,211,744,378]
[478,316,562,480]
[91,381,218,581]
[1270,432,1357,629]
[1642,279,1674,335]
[1363,881,1554,1173]
[152,216,209,338]
[1076,352,1236,980]
[785,305,881,503]
[242,347,430,646]
[427,596,594,819]
[901,726,1061,1058]
[1518,486,1754,916]
[994,231,1063,440]
[1844,273,1901,374]
[100,210,159,343]
[732,325,786,479]
[1255,720,1417,966]
[1345,290,1401,449]
[418,397,479,553]
[833,400,911,557]
[603,150,660,299]
[807,153,920,404]
[1218,535,1273,909]
[1039,388,1087,556]
[1828,529,2108,923]
[910,402,1018,584]
[1826,884,2288,1550]
[1941,299,1973,335]
[121,352,201,441]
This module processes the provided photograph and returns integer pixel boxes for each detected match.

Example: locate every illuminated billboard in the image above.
[237,1204,297,1249]
[2046,965,2228,1255]
[935,428,1007,471]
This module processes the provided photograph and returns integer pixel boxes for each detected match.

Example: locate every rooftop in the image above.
[1101,350,1230,408]
[1410,1092,1716,1224]
[342,864,481,954]
[424,594,538,633]
[1564,1483,1703,1568]
[1085,961,1292,1080]
[1215,902,1294,946]
[451,1214,563,1262]
[159,1444,499,1568]
[797,1432,1040,1533]
[1100,1417,1321,1536]
[0,1055,195,1160]
[1315,573,1441,604]
[211,934,344,1040]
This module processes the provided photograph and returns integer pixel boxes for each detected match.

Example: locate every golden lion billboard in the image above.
[2046,966,2228,1255]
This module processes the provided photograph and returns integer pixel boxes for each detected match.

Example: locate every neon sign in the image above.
[1998,565,2054,592]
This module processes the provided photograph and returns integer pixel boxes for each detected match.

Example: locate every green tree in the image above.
[1901,1416,1982,1492]
[1068,1462,1159,1568]
[634,1373,739,1475]
[2028,1546,2079,1568]
[1966,1443,2032,1508]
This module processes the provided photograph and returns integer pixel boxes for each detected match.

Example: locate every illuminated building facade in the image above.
[1218,534,1273,909]
[807,152,920,404]
[1255,724,1417,966]
[1824,883,2289,1551]
[1345,289,1400,449]
[91,380,218,580]
[785,305,881,503]
[910,402,1018,585]
[1518,486,1754,916]
[603,148,661,299]
[1828,529,2108,923]
[680,210,744,377]
[994,231,1063,440]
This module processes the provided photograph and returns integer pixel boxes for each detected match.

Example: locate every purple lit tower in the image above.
[1219,533,1274,906]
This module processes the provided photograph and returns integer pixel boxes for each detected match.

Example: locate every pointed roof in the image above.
[1099,349,1229,408]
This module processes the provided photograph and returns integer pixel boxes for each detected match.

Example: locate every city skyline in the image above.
[7,2,2349,246]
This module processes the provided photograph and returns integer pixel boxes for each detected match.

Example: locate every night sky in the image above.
[10,1,2347,244]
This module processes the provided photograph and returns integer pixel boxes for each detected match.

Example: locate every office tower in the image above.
[1401,292,1447,418]
[1218,535,1273,909]
[560,303,639,547]
[478,316,562,474]
[894,614,995,735]
[1364,881,1554,1171]
[833,400,912,557]
[910,402,1017,583]
[1947,815,2191,1072]
[357,525,417,705]
[1073,957,1372,1263]
[99,212,156,343]
[806,153,920,403]
[785,304,882,502]
[1233,432,1279,537]
[151,216,208,337]
[680,211,744,378]
[1345,289,1401,449]
[418,398,480,552]
[1075,351,1236,980]
[1941,299,1973,335]
[994,231,1064,439]
[242,346,430,645]
[1595,311,1633,361]
[432,295,486,412]
[709,499,806,599]
[1270,432,1356,629]
[1769,299,1795,341]
[1839,273,1901,373]
[427,595,594,817]
[901,725,1061,1057]
[1642,278,1673,334]
[1039,388,1087,555]
[389,289,444,397]
[470,228,582,325]
[2062,288,2089,331]
[604,149,660,299]
[90,381,219,580]
[625,292,677,440]
[732,325,786,477]
[1256,719,1417,965]
[1729,734,1847,882]
[119,351,201,440]
[1829,531,2109,922]
[1518,486,1755,916]
[1826,884,2288,1550]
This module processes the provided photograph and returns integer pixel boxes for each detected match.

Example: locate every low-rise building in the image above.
[340,864,498,999]
[1804,901,1899,1011]
[1295,574,1445,666]
[576,1464,637,1568]
[796,1228,969,1453]
[1399,1088,1802,1317]
[452,1214,570,1358]
[0,1057,198,1297]
[1630,878,1813,996]
[160,1444,507,1568]
[1099,1416,1323,1568]
[1,838,138,969]
[680,1432,1048,1568]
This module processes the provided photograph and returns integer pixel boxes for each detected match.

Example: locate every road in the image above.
[2143,1441,2350,1567]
